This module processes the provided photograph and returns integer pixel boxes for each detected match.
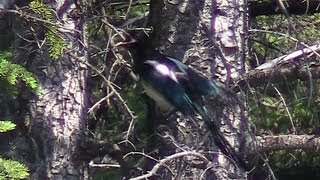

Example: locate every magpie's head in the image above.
[114,29,157,68]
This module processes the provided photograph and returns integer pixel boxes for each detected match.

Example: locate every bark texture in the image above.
[12,1,89,179]
[254,135,320,152]
[235,44,320,92]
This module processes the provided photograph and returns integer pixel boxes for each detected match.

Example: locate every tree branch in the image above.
[251,134,320,153]
[129,151,211,180]
[234,43,320,92]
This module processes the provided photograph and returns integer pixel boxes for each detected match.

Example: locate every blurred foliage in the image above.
[0,121,16,132]
[0,50,34,179]
[249,80,320,134]
[0,120,29,179]
[0,51,38,90]
[0,156,29,180]
[102,0,149,17]
[93,170,122,180]
[248,11,320,177]
[249,14,320,67]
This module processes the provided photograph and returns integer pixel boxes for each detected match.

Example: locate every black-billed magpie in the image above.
[119,35,246,170]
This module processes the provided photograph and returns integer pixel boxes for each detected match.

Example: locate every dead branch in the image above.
[129,151,211,180]
[89,161,121,169]
[234,43,320,92]
[250,134,320,153]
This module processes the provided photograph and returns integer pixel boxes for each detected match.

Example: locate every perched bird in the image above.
[118,33,246,169]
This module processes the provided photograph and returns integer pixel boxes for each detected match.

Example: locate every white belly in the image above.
[141,81,174,113]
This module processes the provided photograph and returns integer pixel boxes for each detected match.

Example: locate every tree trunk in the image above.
[12,1,89,179]
[136,0,249,179]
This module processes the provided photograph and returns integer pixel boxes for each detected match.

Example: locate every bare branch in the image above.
[129,151,211,180]
[234,43,320,92]
[68,52,137,137]
[4,9,81,33]
[250,134,320,153]
[89,161,121,169]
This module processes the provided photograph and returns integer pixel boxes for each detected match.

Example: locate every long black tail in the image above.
[194,103,248,170]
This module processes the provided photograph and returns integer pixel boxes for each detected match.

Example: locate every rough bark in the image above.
[253,135,320,153]
[11,1,89,179]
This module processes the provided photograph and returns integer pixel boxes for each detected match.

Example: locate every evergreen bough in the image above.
[29,0,66,60]
[0,51,38,90]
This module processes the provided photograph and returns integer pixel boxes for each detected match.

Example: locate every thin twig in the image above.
[4,9,81,33]
[88,92,115,119]
[250,29,320,58]
[124,151,159,162]
[101,19,126,40]
[125,0,133,19]
[129,151,210,180]
[272,84,296,134]
[89,161,121,168]
[68,52,137,137]
[199,163,214,180]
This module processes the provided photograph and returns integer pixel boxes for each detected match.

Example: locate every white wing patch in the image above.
[155,63,170,76]
[145,60,178,83]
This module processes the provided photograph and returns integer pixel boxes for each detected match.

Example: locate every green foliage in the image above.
[0,16,32,179]
[124,86,147,123]
[102,0,149,18]
[29,0,65,60]
[0,78,18,102]
[0,157,29,179]
[92,85,147,140]
[0,51,38,90]
[0,121,16,132]
[0,121,29,179]
[129,0,150,16]
[249,80,320,134]
[29,1,52,20]
[268,149,320,170]
[249,12,320,132]
[93,169,121,180]
[46,30,66,60]
[249,12,320,178]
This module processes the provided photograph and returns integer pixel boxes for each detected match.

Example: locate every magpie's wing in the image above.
[164,57,220,97]
[141,60,197,117]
